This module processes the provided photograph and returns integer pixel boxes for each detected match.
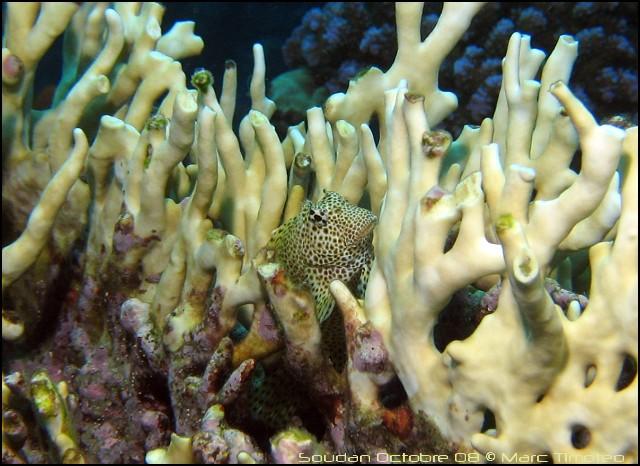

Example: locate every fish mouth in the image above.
[354,219,377,242]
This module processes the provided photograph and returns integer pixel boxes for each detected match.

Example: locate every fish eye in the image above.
[310,208,328,225]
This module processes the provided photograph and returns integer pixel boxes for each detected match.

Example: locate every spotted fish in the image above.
[268,191,377,322]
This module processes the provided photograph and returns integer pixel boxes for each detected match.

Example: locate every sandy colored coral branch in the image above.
[325,2,484,131]
[3,129,88,290]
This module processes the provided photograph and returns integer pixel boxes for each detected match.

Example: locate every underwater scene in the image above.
[2,2,637,464]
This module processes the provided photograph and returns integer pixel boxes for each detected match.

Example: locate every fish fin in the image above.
[314,288,336,323]
[356,256,372,298]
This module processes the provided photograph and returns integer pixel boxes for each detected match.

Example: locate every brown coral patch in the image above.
[382,404,414,439]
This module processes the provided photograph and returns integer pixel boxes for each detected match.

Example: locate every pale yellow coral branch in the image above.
[2,129,88,289]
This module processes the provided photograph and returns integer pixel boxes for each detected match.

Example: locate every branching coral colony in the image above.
[2,2,637,464]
